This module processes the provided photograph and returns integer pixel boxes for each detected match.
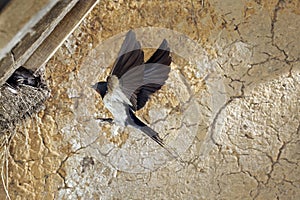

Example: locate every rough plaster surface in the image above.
[0,0,299,199]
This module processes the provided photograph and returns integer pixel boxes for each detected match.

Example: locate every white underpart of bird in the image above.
[103,75,132,126]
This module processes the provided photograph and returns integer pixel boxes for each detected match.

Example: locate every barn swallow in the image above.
[6,66,42,93]
[92,30,172,150]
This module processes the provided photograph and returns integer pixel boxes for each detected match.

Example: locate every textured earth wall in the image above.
[0,0,299,199]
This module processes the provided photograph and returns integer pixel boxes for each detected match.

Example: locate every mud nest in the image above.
[0,67,50,136]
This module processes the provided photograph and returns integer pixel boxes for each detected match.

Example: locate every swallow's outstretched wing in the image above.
[145,39,172,66]
[133,39,171,110]
[111,30,144,79]
[119,39,171,110]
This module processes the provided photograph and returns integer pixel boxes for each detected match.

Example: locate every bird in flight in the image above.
[92,30,172,151]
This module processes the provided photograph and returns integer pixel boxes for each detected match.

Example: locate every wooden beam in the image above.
[0,0,59,53]
[0,0,83,85]
[24,0,99,71]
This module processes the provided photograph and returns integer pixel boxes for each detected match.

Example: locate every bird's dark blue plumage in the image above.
[92,81,107,99]
[6,66,42,89]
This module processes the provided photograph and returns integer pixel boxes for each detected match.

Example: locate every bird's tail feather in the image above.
[139,125,180,160]
[128,109,181,160]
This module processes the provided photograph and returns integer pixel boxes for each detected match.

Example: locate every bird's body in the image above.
[92,30,172,151]
[103,76,131,126]
[6,66,41,88]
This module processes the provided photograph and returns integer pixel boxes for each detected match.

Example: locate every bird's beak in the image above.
[91,84,96,90]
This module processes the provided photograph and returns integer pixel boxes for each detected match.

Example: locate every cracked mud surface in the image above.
[0,0,299,199]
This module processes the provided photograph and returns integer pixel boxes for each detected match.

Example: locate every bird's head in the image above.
[92,82,108,99]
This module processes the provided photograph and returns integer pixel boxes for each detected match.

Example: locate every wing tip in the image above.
[160,39,169,50]
[125,30,141,49]
[126,29,135,37]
